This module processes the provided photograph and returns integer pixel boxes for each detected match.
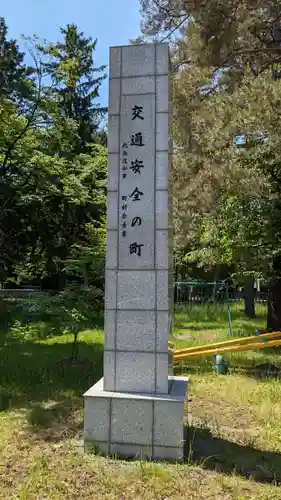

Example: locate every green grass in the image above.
[1,305,281,499]
[172,301,281,376]
[0,329,104,411]
[173,301,266,351]
[174,301,267,343]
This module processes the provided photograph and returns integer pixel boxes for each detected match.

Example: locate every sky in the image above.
[2,0,142,106]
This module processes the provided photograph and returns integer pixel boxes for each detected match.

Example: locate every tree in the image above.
[0,17,34,104]
[39,24,107,155]
[140,1,281,325]
[0,20,107,286]
[140,1,281,65]
[177,67,281,319]
[5,139,107,284]
[62,220,106,289]
[26,284,103,361]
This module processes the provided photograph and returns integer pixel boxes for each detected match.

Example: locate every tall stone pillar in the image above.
[84,43,188,461]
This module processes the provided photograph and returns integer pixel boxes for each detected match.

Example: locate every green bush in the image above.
[3,285,103,360]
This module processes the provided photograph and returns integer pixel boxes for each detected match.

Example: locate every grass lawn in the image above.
[173,301,267,346]
[1,303,281,499]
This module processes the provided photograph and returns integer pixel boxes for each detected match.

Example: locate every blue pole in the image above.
[226,282,233,337]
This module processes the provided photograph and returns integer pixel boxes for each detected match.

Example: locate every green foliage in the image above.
[140,2,281,283]
[0,19,107,285]
[141,1,281,326]
[38,23,107,154]
[29,285,102,333]
[0,17,34,102]
[0,112,107,280]
[0,298,17,339]
[14,284,103,360]
[62,220,106,288]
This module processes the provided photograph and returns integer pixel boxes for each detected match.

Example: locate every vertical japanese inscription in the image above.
[119,94,155,269]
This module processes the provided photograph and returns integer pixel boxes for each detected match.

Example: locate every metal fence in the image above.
[175,283,268,305]
[0,289,51,299]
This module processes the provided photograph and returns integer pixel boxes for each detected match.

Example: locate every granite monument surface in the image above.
[83,43,188,461]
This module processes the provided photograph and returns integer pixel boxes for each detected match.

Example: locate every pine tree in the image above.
[140,1,281,80]
[40,24,107,154]
[0,17,35,104]
[140,0,281,326]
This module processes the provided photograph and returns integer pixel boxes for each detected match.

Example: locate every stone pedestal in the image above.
[83,43,188,461]
[84,376,187,460]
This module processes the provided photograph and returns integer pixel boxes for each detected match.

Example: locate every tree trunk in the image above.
[83,265,89,289]
[267,280,281,331]
[244,277,256,318]
[57,271,66,291]
[267,254,281,331]
[70,331,79,361]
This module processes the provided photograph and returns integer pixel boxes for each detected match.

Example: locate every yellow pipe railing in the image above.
[173,330,281,356]
[174,337,281,360]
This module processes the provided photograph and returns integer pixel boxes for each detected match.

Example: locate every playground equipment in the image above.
[173,331,281,361]
[214,354,229,374]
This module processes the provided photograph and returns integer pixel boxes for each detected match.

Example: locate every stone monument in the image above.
[83,43,188,461]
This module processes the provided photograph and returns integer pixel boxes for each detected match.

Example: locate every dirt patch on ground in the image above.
[173,331,218,342]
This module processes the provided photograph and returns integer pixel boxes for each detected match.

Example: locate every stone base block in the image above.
[83,376,188,461]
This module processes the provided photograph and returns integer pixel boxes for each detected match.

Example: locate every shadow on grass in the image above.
[185,425,281,484]
[174,324,220,332]
[0,338,104,414]
[174,303,266,329]
[234,363,281,379]
[174,321,265,340]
